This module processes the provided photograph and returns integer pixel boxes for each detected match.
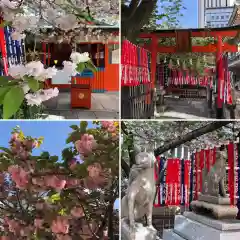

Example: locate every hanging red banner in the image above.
[194,152,199,200]
[228,142,235,206]
[205,149,210,172]
[165,158,174,205]
[175,158,181,206]
[199,150,205,193]
[184,160,190,206]
[0,20,8,75]
[165,158,181,205]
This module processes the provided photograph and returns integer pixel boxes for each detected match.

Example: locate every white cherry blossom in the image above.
[70,52,90,64]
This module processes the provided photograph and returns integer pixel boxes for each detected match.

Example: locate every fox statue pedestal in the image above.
[163,147,240,240]
[121,218,158,240]
[163,211,240,240]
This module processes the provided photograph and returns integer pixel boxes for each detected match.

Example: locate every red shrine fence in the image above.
[154,142,240,211]
[121,40,154,119]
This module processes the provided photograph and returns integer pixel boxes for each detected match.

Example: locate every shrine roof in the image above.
[228,4,240,26]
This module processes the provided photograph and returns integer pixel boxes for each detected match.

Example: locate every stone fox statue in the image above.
[121,151,157,238]
[202,146,227,197]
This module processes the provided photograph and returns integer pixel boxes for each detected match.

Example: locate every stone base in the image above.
[121,218,157,240]
[162,229,185,240]
[190,199,238,219]
[162,212,240,240]
[198,194,231,205]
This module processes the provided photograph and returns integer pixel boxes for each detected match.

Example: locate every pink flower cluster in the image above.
[87,163,102,178]
[8,165,29,189]
[51,216,69,234]
[45,175,66,191]
[101,121,116,133]
[75,134,97,156]
[10,132,37,160]
[70,206,84,218]
[32,175,66,191]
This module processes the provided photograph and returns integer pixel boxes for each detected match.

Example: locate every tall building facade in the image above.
[198,0,238,28]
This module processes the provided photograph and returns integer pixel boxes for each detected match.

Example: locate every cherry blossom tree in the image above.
[0,121,119,239]
[121,121,239,176]
[0,0,119,119]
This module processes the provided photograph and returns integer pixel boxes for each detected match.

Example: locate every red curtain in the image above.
[228,142,235,205]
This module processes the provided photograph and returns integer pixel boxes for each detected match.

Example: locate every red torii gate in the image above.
[139,26,240,118]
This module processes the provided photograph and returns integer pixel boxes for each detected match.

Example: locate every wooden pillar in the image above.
[216,35,224,118]
[151,35,158,88]
[0,19,8,75]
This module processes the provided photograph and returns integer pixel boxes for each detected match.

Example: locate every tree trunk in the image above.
[154,121,232,157]
[121,0,157,42]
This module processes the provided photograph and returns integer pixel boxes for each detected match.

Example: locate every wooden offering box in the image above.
[71,77,92,109]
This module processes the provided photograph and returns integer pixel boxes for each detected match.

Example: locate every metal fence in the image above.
[121,40,154,119]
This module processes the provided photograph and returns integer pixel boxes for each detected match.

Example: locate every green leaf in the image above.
[3,86,24,119]
[76,62,85,73]
[85,61,97,73]
[48,193,61,203]
[66,131,80,144]
[27,77,39,92]
[50,156,58,162]
[0,86,10,104]
[58,208,66,216]
[40,151,50,159]
[80,121,88,132]
[0,146,13,155]
[62,147,74,161]
[70,125,79,130]
[0,76,18,87]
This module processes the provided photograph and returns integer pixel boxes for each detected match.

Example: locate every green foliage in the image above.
[3,86,24,119]
[85,60,97,73]
[26,76,40,92]
[143,0,185,30]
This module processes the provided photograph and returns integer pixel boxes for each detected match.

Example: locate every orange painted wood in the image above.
[104,64,119,91]
[139,30,239,38]
[144,44,237,53]
[72,76,91,85]
[151,36,158,87]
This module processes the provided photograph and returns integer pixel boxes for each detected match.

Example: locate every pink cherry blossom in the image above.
[45,175,66,191]
[8,165,29,189]
[107,125,116,133]
[11,132,19,140]
[51,216,69,234]
[0,237,10,240]
[34,218,44,228]
[5,218,20,233]
[70,207,84,218]
[75,134,97,155]
[69,158,77,170]
[87,163,102,178]
[20,226,32,237]
[101,121,112,128]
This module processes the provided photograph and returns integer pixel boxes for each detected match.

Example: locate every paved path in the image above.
[155,97,210,119]
[43,91,119,119]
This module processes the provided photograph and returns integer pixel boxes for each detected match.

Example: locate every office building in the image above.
[198,0,238,28]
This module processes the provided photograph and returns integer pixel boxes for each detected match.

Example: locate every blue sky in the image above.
[0,120,92,158]
[158,0,198,28]
[0,120,119,209]
[180,0,198,28]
